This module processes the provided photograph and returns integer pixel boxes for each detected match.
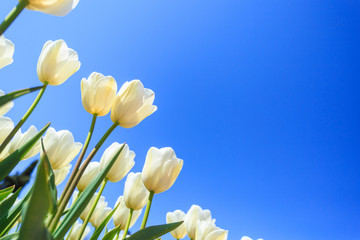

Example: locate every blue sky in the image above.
[1,0,360,239]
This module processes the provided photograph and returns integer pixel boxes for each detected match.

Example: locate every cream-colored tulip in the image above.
[110,80,157,128]
[26,0,79,16]
[0,90,14,116]
[37,40,80,85]
[205,228,228,240]
[80,193,109,225]
[113,196,142,230]
[42,127,82,169]
[81,72,117,116]
[9,125,40,160]
[54,164,71,185]
[196,219,228,240]
[166,210,187,239]
[0,116,14,161]
[100,142,135,182]
[67,221,90,240]
[77,161,101,191]
[0,36,14,69]
[92,206,111,228]
[124,172,149,210]
[142,147,183,193]
[185,205,212,239]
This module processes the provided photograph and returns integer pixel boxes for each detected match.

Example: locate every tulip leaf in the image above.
[53,143,126,240]
[18,146,54,240]
[0,185,14,201]
[0,187,20,220]
[0,233,18,240]
[101,226,121,240]
[0,187,33,236]
[0,86,43,107]
[90,203,120,240]
[0,122,50,182]
[125,222,183,240]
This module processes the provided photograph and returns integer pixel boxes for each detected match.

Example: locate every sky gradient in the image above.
[1,0,359,239]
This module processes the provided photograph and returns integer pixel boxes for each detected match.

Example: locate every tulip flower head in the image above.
[77,161,101,191]
[195,219,228,240]
[113,196,142,230]
[9,125,41,160]
[110,80,157,128]
[68,221,90,240]
[92,206,111,228]
[37,40,80,86]
[166,210,187,239]
[0,36,14,69]
[0,90,14,116]
[26,0,79,16]
[124,172,149,210]
[100,142,135,182]
[42,127,82,170]
[81,72,117,116]
[0,116,14,161]
[142,147,183,193]
[184,205,212,239]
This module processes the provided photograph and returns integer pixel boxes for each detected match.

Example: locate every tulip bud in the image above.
[37,40,80,86]
[184,205,212,239]
[0,116,14,161]
[142,147,183,194]
[54,164,71,185]
[81,72,117,116]
[80,193,109,226]
[110,80,157,128]
[92,206,111,228]
[124,172,149,210]
[166,210,187,239]
[0,90,14,115]
[195,219,217,240]
[9,126,40,160]
[100,142,135,182]
[77,161,101,191]
[68,221,90,240]
[42,127,82,170]
[26,0,79,16]
[113,196,142,230]
[0,36,14,69]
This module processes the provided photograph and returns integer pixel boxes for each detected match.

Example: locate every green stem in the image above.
[65,192,81,240]
[49,122,118,233]
[58,114,97,206]
[77,179,108,240]
[115,231,120,240]
[0,83,48,154]
[122,208,133,239]
[140,191,154,229]
[0,0,28,36]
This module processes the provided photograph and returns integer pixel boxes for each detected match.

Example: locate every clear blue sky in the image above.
[1,0,360,239]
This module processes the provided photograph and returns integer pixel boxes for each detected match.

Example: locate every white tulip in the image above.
[26,0,79,16]
[166,210,187,239]
[77,161,101,191]
[113,196,142,230]
[0,90,14,116]
[0,36,14,69]
[9,125,40,160]
[100,142,135,182]
[42,127,82,170]
[124,172,149,210]
[37,40,80,86]
[80,193,109,226]
[54,164,71,185]
[185,205,212,239]
[81,72,117,116]
[110,80,157,128]
[142,147,183,193]
[0,116,14,161]
[67,221,90,240]
[195,219,217,240]
[92,206,111,228]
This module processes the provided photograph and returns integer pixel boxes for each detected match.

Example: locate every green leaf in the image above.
[0,122,50,182]
[53,143,126,240]
[0,187,20,220]
[0,186,14,201]
[0,187,33,236]
[101,226,121,240]
[125,222,183,240]
[0,86,43,108]
[18,144,54,240]
[90,202,120,240]
[0,233,18,240]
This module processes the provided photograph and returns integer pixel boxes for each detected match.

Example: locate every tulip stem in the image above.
[115,231,120,240]
[140,191,154,229]
[49,122,118,233]
[122,208,134,239]
[58,114,97,207]
[77,179,108,240]
[0,83,48,154]
[0,0,28,36]
[65,192,81,240]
